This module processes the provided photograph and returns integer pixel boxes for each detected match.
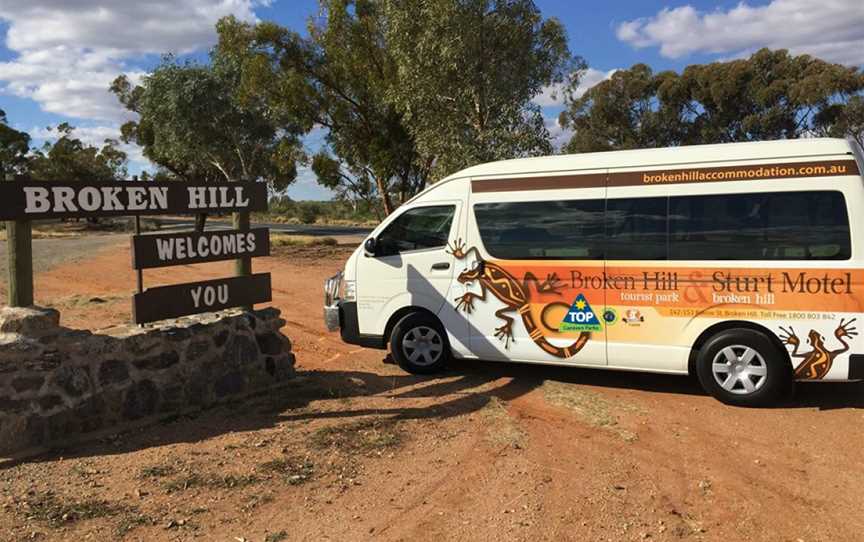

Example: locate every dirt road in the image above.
[1,241,863,542]
[0,234,126,277]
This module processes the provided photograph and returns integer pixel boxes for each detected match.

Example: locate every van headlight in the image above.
[342,279,356,302]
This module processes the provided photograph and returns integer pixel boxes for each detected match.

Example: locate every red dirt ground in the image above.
[1,239,863,541]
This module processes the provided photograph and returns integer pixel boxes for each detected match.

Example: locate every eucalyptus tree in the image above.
[216,3,429,215]
[561,49,864,153]
[382,0,582,178]
[111,22,308,237]
[0,109,31,180]
[28,123,127,182]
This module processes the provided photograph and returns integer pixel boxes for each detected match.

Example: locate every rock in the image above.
[256,333,286,356]
[223,335,259,366]
[214,371,246,398]
[123,380,159,420]
[98,360,129,386]
[133,351,179,371]
[0,397,30,413]
[185,340,211,362]
[214,329,230,348]
[11,376,45,393]
[50,365,91,397]
[37,395,64,412]
[0,306,60,336]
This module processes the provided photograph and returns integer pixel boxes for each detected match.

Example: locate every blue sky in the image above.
[0,0,861,199]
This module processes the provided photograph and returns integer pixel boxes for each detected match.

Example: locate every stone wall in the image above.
[0,306,295,456]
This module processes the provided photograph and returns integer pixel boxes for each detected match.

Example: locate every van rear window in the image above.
[473,190,850,261]
[474,200,605,260]
[669,191,850,260]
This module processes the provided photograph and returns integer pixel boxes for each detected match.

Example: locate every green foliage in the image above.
[216,4,428,215]
[816,95,864,149]
[0,109,30,180]
[265,196,380,225]
[382,0,581,178]
[561,49,864,153]
[28,123,127,182]
[110,20,309,190]
[215,0,579,214]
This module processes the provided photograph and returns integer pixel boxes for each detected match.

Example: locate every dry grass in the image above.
[542,381,641,442]
[18,492,130,528]
[310,418,403,453]
[163,472,261,493]
[481,396,526,449]
[270,234,339,248]
[258,456,315,485]
[138,464,175,479]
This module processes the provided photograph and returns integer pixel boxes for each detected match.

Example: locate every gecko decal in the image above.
[447,239,590,358]
[778,319,858,379]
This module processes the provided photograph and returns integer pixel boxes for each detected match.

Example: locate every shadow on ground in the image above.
[4,356,862,468]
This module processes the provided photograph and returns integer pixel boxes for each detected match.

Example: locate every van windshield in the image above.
[376,205,456,256]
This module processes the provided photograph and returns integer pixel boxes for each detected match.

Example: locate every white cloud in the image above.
[0,0,267,122]
[616,0,864,66]
[534,68,618,107]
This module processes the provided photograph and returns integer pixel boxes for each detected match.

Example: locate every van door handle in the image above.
[431,262,450,270]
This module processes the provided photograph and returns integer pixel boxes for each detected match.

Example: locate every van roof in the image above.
[448,137,858,181]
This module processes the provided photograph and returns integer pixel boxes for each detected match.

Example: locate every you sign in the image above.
[132,274,273,324]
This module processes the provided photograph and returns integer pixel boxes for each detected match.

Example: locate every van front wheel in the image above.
[390,312,450,374]
[696,329,793,407]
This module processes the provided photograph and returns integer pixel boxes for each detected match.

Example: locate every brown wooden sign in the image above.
[0,180,268,220]
[132,228,271,270]
[132,273,272,324]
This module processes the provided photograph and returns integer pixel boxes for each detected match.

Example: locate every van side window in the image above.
[606,197,668,260]
[474,200,604,259]
[376,205,456,256]
[669,191,850,260]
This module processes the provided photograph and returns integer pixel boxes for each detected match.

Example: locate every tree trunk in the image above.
[375,175,394,216]
[195,213,207,233]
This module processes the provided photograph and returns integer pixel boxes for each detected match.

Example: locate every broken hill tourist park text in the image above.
[0,181,268,220]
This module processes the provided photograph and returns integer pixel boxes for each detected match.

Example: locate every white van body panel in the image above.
[337,138,864,382]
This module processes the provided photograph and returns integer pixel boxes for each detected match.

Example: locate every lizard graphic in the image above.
[447,239,590,358]
[778,319,857,379]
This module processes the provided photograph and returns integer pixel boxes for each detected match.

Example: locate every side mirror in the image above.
[363,237,377,257]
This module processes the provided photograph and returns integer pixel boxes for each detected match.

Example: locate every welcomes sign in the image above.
[132,228,271,269]
[0,181,268,220]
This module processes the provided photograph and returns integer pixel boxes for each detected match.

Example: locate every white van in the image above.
[324,138,864,406]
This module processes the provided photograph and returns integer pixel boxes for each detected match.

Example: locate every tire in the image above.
[695,328,794,407]
[389,312,450,375]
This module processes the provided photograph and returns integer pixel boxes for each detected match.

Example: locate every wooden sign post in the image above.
[4,176,33,307]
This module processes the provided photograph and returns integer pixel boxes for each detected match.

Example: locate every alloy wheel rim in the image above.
[711,344,768,395]
[402,326,443,366]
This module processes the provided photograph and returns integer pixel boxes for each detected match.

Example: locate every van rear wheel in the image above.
[390,312,450,375]
[696,329,793,407]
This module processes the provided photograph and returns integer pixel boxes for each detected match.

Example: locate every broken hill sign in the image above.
[0,181,268,220]
[0,180,273,325]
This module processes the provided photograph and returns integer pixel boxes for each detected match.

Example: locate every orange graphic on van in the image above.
[779,319,858,380]
[448,239,590,358]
